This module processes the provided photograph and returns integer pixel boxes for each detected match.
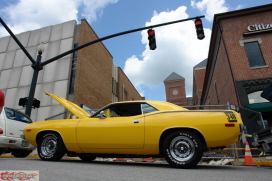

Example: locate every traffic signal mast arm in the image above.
[41,15,205,66]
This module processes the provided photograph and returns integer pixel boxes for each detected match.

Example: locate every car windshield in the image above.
[4,107,32,124]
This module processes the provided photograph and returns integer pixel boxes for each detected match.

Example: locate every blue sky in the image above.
[0,0,271,101]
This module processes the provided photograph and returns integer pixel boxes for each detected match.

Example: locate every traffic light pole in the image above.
[1,15,204,117]
[25,51,43,116]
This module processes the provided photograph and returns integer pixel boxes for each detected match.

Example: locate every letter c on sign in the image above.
[247,25,255,32]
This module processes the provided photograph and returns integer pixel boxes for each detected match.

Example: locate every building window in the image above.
[69,44,78,94]
[244,41,266,67]
[122,85,128,101]
[112,78,118,97]
[124,89,128,97]
[214,82,220,104]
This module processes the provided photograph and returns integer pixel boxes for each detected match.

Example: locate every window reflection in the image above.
[248,91,269,104]
[141,103,158,114]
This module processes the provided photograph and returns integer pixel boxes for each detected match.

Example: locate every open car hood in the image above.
[44,91,91,119]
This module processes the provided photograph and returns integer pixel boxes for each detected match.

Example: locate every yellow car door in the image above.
[76,116,145,151]
[76,102,145,152]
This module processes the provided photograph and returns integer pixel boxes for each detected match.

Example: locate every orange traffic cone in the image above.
[244,141,254,165]
[144,157,153,162]
[116,158,124,161]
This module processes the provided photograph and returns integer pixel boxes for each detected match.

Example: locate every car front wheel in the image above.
[162,131,203,169]
[38,132,66,161]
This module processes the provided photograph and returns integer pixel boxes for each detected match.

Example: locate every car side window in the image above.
[113,103,142,117]
[141,103,158,114]
[104,108,122,117]
[97,103,142,117]
[4,108,32,124]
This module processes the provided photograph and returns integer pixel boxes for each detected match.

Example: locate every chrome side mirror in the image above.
[99,111,107,119]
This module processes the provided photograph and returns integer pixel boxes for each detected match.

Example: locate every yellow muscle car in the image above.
[23,92,243,168]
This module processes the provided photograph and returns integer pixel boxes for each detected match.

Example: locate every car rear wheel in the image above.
[12,150,32,158]
[79,155,97,162]
[162,131,203,169]
[38,132,66,161]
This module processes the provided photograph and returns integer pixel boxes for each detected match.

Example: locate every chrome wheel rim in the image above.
[169,136,195,162]
[41,135,57,157]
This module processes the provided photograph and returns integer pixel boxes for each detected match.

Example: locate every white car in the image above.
[0,107,35,157]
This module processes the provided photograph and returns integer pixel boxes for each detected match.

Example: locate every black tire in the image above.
[162,131,203,169]
[37,132,66,161]
[79,155,97,162]
[12,150,32,158]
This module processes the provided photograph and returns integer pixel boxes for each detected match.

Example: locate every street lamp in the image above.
[24,43,45,117]
[37,43,45,54]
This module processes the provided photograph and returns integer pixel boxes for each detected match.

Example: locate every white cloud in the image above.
[124,6,211,97]
[0,0,79,36]
[235,4,245,10]
[191,0,229,21]
[0,0,118,37]
[80,0,118,23]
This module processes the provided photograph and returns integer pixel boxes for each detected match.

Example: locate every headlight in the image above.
[20,134,25,139]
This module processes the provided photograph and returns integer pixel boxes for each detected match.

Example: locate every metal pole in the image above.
[0,18,35,64]
[25,52,43,116]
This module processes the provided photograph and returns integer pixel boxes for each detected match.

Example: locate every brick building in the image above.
[192,59,207,106]
[164,72,187,106]
[199,4,272,134]
[0,19,143,121]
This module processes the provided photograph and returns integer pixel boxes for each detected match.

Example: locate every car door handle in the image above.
[133,120,140,123]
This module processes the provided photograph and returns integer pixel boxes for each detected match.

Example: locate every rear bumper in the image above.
[0,136,35,151]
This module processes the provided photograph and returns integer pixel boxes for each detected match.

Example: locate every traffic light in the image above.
[33,98,40,109]
[194,18,205,40]
[147,29,156,50]
[261,83,272,102]
[18,97,40,108]
[19,97,28,107]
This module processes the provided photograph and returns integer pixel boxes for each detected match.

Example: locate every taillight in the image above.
[225,123,235,127]
[0,128,3,134]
